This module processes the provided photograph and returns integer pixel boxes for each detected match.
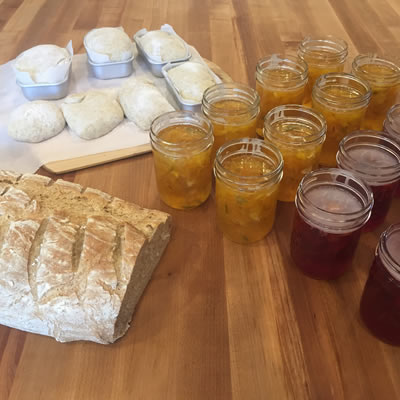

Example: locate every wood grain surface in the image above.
[1,0,400,399]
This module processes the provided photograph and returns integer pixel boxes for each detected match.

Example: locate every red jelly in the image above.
[337,131,400,231]
[384,104,400,197]
[290,168,373,280]
[360,223,400,345]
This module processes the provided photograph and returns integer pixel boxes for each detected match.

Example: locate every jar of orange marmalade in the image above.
[264,105,326,202]
[202,83,259,158]
[298,36,348,106]
[255,55,308,137]
[150,111,214,209]
[312,73,371,166]
[352,55,400,131]
[291,168,373,280]
[214,138,283,243]
[360,223,400,345]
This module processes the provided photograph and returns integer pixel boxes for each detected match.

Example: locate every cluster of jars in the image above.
[149,35,400,346]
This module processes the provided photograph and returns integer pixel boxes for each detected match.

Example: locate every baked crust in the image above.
[0,170,171,344]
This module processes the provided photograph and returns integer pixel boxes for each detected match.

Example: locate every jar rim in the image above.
[312,72,371,110]
[150,110,214,153]
[336,130,400,184]
[385,103,400,134]
[214,138,283,189]
[298,36,348,65]
[202,82,260,119]
[255,54,308,88]
[264,104,327,146]
[295,168,373,233]
[352,54,400,86]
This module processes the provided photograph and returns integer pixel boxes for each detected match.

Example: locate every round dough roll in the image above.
[61,91,124,140]
[8,101,65,143]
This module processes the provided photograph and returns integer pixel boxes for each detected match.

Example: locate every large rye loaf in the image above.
[0,170,171,344]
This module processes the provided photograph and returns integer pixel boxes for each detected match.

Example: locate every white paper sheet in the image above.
[0,45,204,174]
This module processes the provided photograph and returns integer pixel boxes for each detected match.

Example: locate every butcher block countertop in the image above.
[1,0,400,399]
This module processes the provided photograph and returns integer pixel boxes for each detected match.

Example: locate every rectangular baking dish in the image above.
[161,61,221,112]
[87,55,134,80]
[133,29,191,78]
[16,69,71,101]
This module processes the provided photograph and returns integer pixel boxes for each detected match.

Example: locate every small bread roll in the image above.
[118,79,174,130]
[167,62,216,102]
[62,91,124,140]
[140,31,187,61]
[8,101,65,143]
[85,27,133,62]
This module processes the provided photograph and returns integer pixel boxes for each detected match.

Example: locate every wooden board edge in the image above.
[43,143,152,174]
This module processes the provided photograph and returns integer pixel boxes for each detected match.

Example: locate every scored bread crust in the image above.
[0,170,171,344]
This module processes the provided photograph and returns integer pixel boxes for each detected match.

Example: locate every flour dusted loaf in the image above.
[8,101,65,143]
[0,170,171,344]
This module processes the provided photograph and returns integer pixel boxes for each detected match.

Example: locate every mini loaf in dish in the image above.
[139,30,187,62]
[15,43,72,84]
[8,101,65,143]
[167,61,217,102]
[0,170,171,344]
[84,27,134,63]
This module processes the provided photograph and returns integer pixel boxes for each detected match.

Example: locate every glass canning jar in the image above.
[202,82,259,159]
[360,223,400,346]
[384,104,400,197]
[352,54,400,131]
[290,168,373,280]
[255,54,308,137]
[264,104,326,202]
[214,138,283,244]
[150,110,214,209]
[312,72,371,167]
[336,130,400,231]
[384,104,400,142]
[298,36,348,106]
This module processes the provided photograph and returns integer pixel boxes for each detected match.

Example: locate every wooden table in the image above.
[1,0,400,399]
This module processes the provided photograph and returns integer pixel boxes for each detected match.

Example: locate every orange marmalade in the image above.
[150,111,213,209]
[255,55,308,137]
[312,73,371,166]
[214,139,283,243]
[202,83,259,158]
[352,55,400,131]
[298,36,348,106]
[264,105,326,201]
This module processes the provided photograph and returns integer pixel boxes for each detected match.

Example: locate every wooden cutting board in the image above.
[43,60,232,174]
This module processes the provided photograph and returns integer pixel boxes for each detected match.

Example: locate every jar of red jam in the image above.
[384,104,400,142]
[336,131,400,231]
[290,168,373,280]
[360,223,400,345]
[384,104,400,197]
